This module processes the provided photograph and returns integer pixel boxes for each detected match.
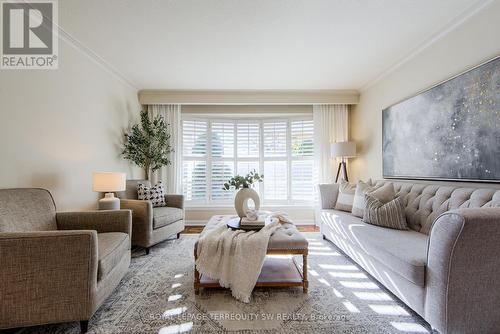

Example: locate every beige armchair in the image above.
[117,180,185,255]
[0,188,131,333]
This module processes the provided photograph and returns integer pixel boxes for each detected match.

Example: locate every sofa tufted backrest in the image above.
[374,181,500,234]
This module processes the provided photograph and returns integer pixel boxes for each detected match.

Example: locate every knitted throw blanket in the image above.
[195,217,281,303]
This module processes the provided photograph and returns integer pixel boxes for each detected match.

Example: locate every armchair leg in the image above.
[177,232,180,239]
[80,320,88,333]
[145,247,150,255]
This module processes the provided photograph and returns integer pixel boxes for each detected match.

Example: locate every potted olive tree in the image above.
[122,110,173,180]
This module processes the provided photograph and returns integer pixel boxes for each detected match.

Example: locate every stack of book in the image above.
[240,214,267,230]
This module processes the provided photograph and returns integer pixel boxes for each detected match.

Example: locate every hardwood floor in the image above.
[182,225,319,234]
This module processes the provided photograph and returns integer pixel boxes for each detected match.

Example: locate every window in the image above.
[181,116,316,206]
[182,120,208,201]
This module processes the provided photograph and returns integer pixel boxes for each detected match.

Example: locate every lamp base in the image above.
[335,161,349,183]
[98,193,120,210]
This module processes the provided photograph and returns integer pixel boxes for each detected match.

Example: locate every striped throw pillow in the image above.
[362,194,408,230]
[334,181,356,212]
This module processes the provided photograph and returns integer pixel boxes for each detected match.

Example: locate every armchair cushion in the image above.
[153,207,183,229]
[97,232,129,281]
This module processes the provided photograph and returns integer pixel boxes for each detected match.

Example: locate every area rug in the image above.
[15,233,432,334]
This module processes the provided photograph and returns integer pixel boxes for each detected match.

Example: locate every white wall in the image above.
[351,1,500,187]
[0,42,141,210]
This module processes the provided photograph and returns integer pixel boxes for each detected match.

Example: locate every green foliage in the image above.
[122,110,173,180]
[222,170,263,191]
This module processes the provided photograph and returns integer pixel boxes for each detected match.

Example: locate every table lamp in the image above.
[331,141,356,183]
[92,172,126,210]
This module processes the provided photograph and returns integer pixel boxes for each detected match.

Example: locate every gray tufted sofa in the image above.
[318,180,500,334]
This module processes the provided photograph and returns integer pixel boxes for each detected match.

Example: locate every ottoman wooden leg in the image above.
[303,251,309,293]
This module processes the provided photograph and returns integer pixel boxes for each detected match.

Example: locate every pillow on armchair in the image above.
[137,181,166,207]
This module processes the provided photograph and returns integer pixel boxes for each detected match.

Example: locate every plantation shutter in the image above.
[182,120,207,157]
[181,116,316,205]
[291,120,314,157]
[263,120,288,201]
[291,120,316,200]
[211,122,234,158]
[237,122,260,158]
[182,120,208,201]
[263,160,288,200]
[182,161,207,201]
[210,121,235,201]
[263,121,287,157]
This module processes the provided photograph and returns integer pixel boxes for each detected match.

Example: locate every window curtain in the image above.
[147,104,182,194]
[313,104,349,183]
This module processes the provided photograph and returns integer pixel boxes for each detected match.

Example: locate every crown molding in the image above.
[359,0,495,92]
[138,89,359,105]
[14,0,138,89]
[57,26,139,91]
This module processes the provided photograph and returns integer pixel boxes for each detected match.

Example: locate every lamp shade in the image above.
[92,172,126,192]
[331,141,356,158]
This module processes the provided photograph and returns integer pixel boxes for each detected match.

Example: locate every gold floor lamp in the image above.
[331,141,356,183]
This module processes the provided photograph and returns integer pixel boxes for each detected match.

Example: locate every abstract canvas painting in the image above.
[383,56,500,182]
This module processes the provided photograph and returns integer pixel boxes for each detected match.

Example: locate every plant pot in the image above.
[234,187,260,218]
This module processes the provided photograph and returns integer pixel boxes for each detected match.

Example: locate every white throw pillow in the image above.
[368,182,396,204]
[351,180,376,218]
[334,181,357,212]
[137,181,166,207]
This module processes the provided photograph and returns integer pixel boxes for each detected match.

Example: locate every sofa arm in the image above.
[165,194,184,210]
[56,210,132,237]
[425,208,500,334]
[318,183,339,209]
[0,230,98,328]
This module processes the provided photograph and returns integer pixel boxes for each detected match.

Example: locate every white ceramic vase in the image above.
[234,186,260,218]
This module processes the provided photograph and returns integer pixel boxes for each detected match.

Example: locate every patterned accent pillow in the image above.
[351,180,376,218]
[363,193,408,230]
[334,181,356,212]
[137,182,166,207]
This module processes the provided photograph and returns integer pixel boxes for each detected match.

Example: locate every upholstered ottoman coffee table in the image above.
[194,215,309,294]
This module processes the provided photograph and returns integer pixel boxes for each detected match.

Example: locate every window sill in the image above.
[185,204,317,211]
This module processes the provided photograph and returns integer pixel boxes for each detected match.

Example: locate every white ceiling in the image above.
[60,0,484,90]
